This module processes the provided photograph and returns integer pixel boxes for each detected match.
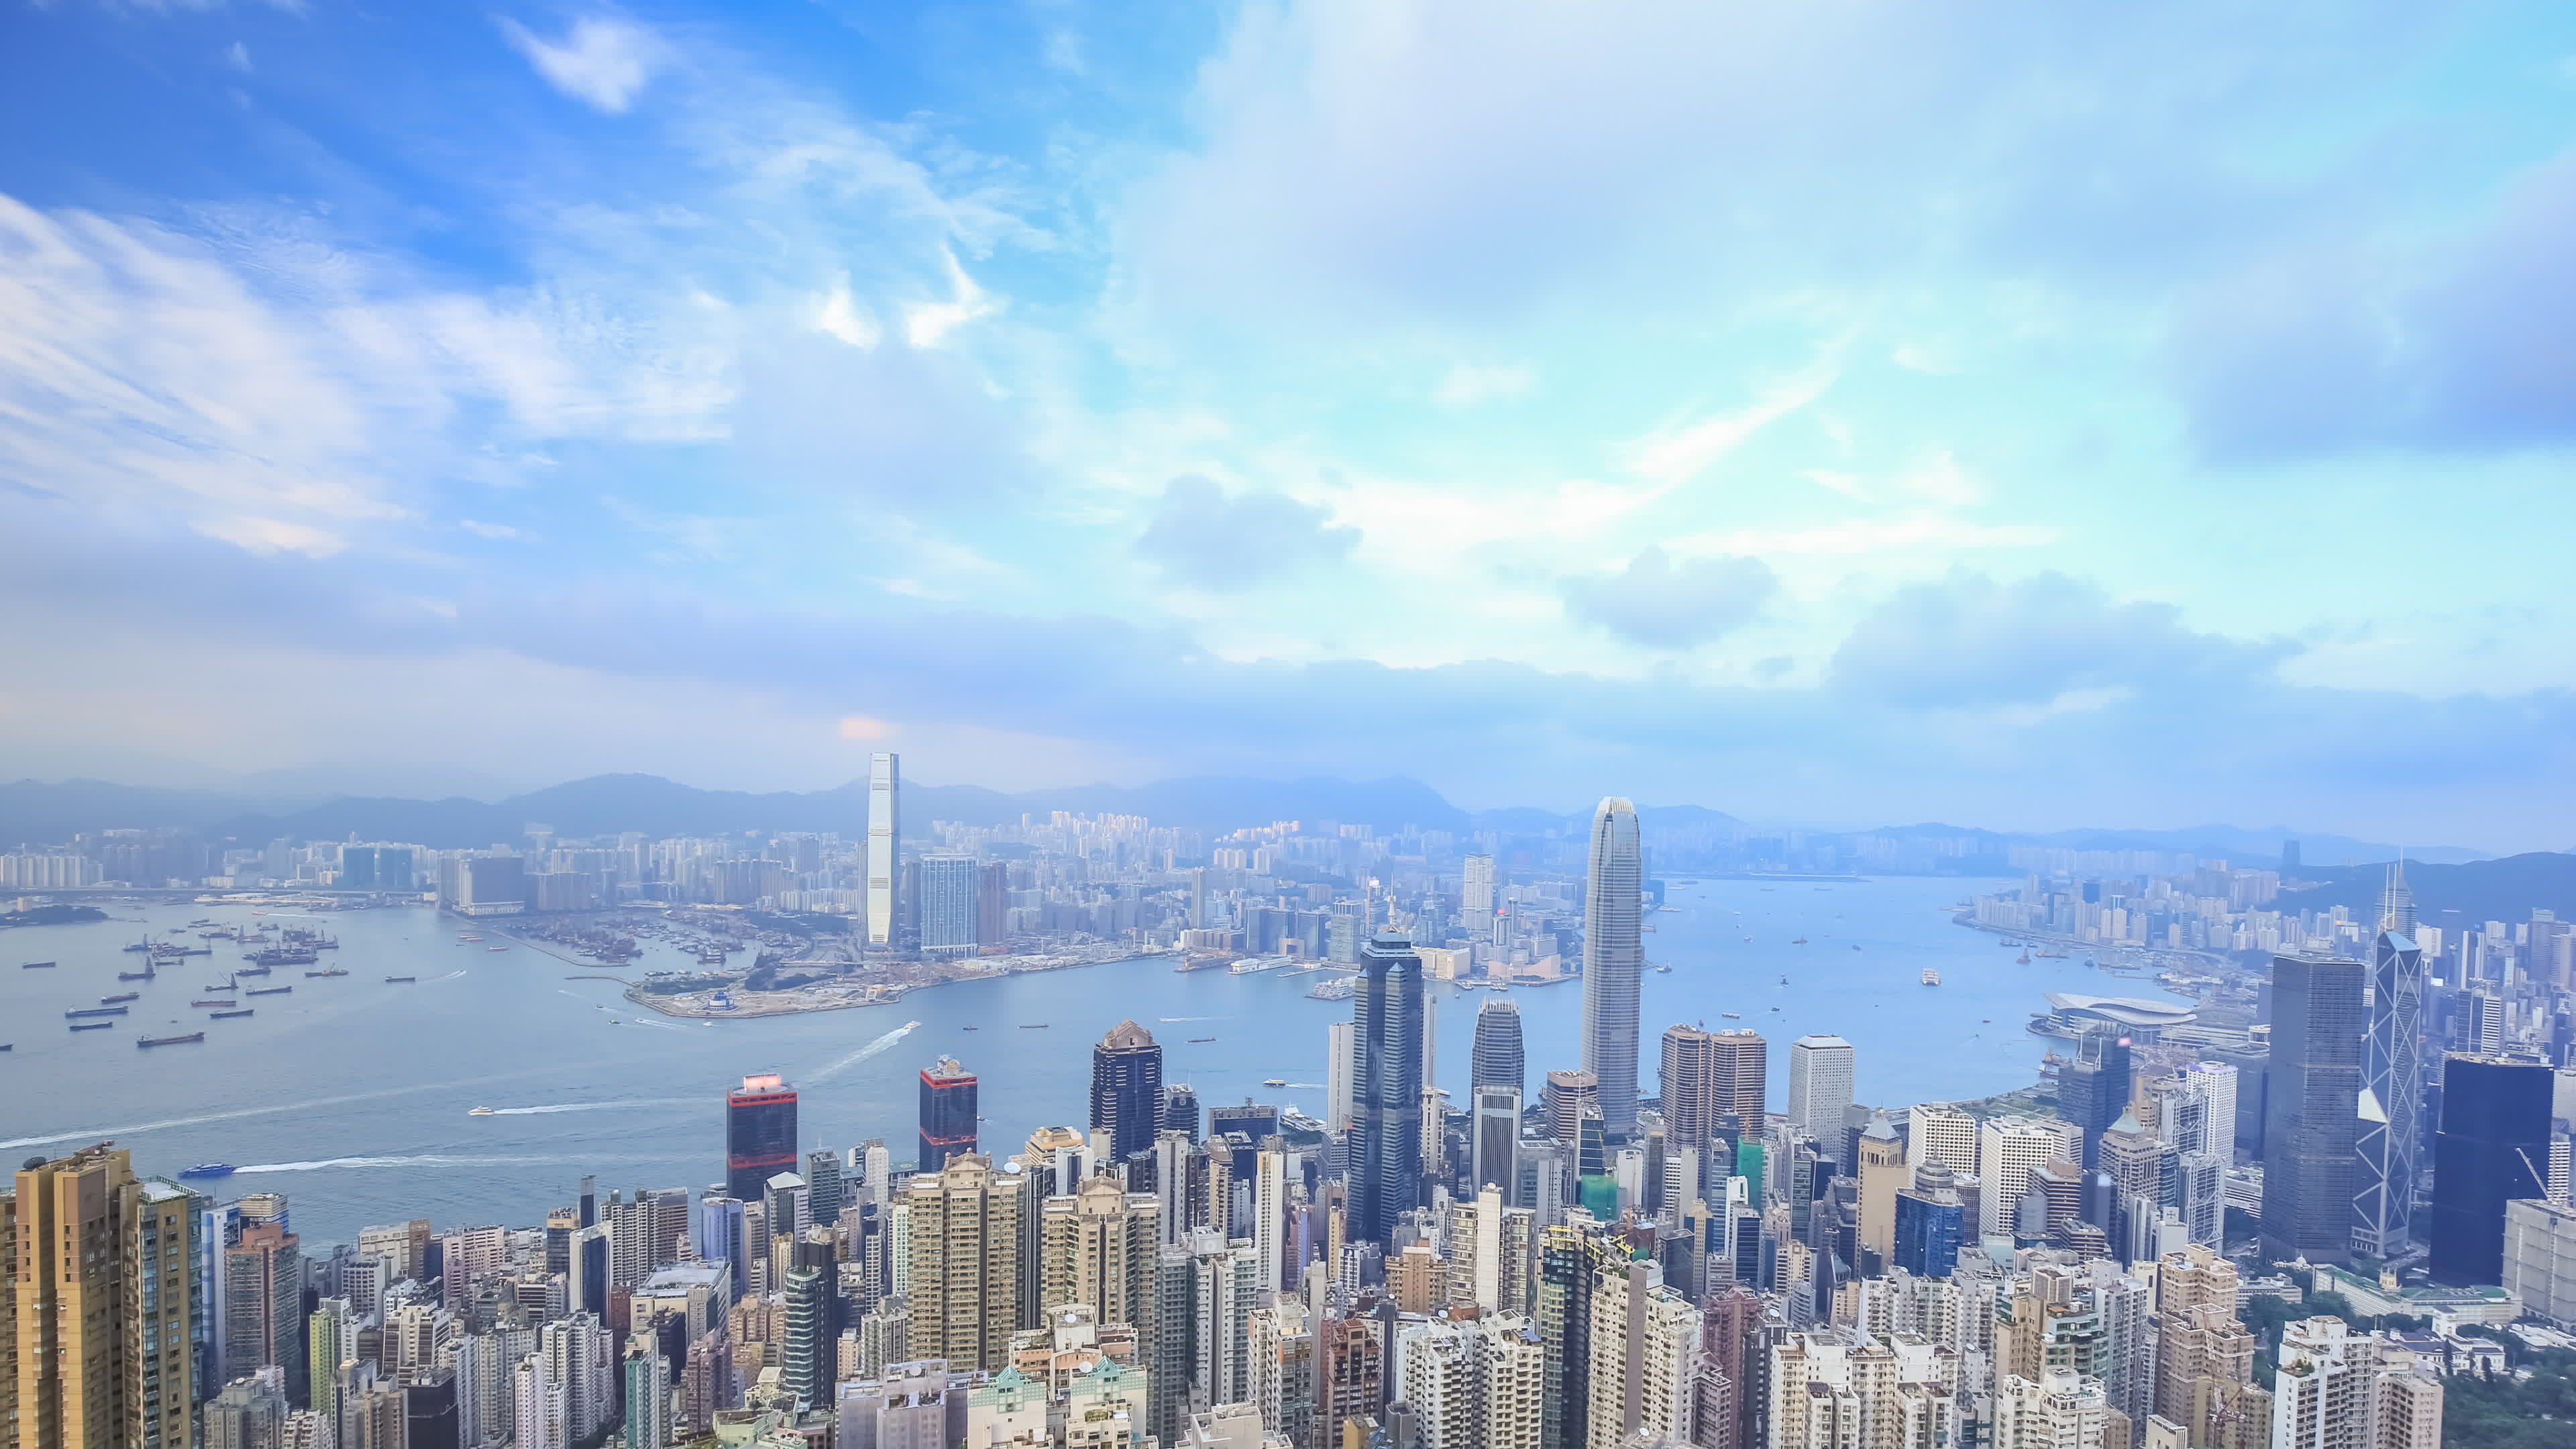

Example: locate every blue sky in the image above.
[3,1,2574,849]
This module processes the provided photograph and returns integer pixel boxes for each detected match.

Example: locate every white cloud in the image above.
[1676,514,2056,557]
[498,17,672,115]
[458,519,521,539]
[1622,358,1839,486]
[1899,449,1980,506]
[903,250,1000,347]
[1432,361,1536,409]
[814,278,881,348]
[192,517,346,557]
[225,40,252,72]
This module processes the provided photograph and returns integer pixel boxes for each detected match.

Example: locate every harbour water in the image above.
[0,875,2178,1244]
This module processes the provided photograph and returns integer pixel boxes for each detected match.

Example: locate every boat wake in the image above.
[809,1020,921,1083]
[237,1155,555,1173]
[0,1075,549,1152]
[483,1097,693,1116]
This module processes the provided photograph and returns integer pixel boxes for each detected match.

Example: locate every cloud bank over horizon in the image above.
[1,1,2573,849]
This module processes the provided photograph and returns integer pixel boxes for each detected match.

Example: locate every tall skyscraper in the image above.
[867,751,900,949]
[1462,853,1497,922]
[919,1056,979,1172]
[2429,1053,2553,1287]
[1350,931,1427,1244]
[1472,1085,1523,1201]
[2058,1028,2133,1170]
[2261,952,2367,1264]
[1471,998,1525,1095]
[724,1073,799,1203]
[1038,1175,1159,1331]
[1091,1020,1166,1163]
[2355,867,2425,1260]
[4,1145,197,1449]
[1325,1020,1356,1134]
[1785,1035,1856,1157]
[917,854,979,959]
[904,1154,1028,1371]
[1580,797,1644,1138]
[1660,1023,1762,1150]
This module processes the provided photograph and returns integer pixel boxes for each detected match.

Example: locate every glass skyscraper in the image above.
[1091,1020,1165,1162]
[1350,931,1425,1244]
[1470,996,1525,1095]
[2259,953,2367,1264]
[2355,863,2424,1259]
[918,1056,979,1171]
[1580,797,1643,1139]
[724,1073,799,1203]
[2429,1053,2552,1286]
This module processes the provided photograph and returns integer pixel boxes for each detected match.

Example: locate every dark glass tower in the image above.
[918,1057,978,1172]
[1892,1163,1966,1277]
[2059,1028,2133,1170]
[1350,931,1426,1244]
[2259,953,2367,1264]
[1580,798,1644,1138]
[725,1073,799,1203]
[1161,1084,1201,1143]
[1471,998,1525,1095]
[1091,1020,1165,1162]
[2428,1053,2552,1285]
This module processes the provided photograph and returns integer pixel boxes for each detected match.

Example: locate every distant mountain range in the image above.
[2279,854,2576,927]
[0,771,2505,865]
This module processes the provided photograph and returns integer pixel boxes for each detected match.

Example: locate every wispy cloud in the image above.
[498,17,674,114]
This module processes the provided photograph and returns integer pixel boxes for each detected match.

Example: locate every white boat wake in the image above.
[809,1020,921,1083]
[482,1097,694,1116]
[237,1155,554,1173]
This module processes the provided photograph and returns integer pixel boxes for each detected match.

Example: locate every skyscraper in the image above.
[1038,1175,1159,1332]
[920,1056,979,1172]
[1350,930,1427,1244]
[1471,997,1525,1095]
[2355,865,2425,1260]
[1462,853,1497,922]
[904,1154,1028,1371]
[1785,1035,1856,1158]
[2261,953,2367,1264]
[867,751,900,949]
[2058,1028,2133,1170]
[4,1145,197,1449]
[1325,1020,1356,1134]
[1580,798,1644,1138]
[724,1073,799,1203]
[1091,1020,1166,1163]
[2429,1053,2552,1287]
[1660,1023,1763,1150]
[1473,1085,1522,1201]
[917,854,979,959]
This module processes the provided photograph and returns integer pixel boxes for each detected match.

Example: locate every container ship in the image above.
[140,1032,206,1048]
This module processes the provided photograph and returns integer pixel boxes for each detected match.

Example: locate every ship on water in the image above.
[178,1163,237,1178]
[140,1032,207,1047]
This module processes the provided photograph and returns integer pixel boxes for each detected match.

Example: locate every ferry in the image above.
[1921,969,1941,986]
[468,1106,496,1116]
[211,1009,254,1020]
[486,945,509,952]
[1019,1022,1050,1029]
[458,934,483,943]
[178,1163,237,1179]
[140,1033,207,1047]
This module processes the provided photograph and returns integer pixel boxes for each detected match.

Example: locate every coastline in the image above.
[623,941,1179,1020]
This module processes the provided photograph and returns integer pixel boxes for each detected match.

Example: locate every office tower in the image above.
[918,855,979,958]
[1039,1175,1160,1331]
[1977,1115,2082,1238]
[1092,1020,1166,1162]
[1659,1023,1733,1150]
[1473,1085,1523,1201]
[804,1149,844,1226]
[2178,1062,2239,1158]
[1892,1162,1967,1277]
[1544,1069,1600,1146]
[1909,1103,1978,1174]
[2505,1199,2576,1323]
[225,1217,307,1408]
[2356,903,2426,1260]
[1163,1083,1203,1143]
[2100,1110,2167,1258]
[1350,931,1427,1244]
[3,1145,197,1448]
[1854,1116,1907,1265]
[1326,1020,1357,1134]
[1580,797,1645,1138]
[725,1073,799,1204]
[919,1056,979,1171]
[1473,998,1527,1094]
[1785,1036,1856,1158]
[622,1340,670,1449]
[904,1153,1028,1371]
[2430,1053,2553,1285]
[1396,1313,1546,1449]
[2261,953,2368,1264]
[2059,1028,2133,1169]
[867,751,901,949]
[782,1232,836,1408]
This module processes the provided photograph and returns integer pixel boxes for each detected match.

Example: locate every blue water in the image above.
[0,877,2177,1246]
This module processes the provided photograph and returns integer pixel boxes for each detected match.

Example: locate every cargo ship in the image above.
[101,992,140,1004]
[211,1009,254,1020]
[246,985,291,997]
[70,1021,113,1032]
[305,968,348,978]
[21,960,56,969]
[194,999,234,1008]
[384,975,417,983]
[140,1032,206,1047]
[66,1006,129,1018]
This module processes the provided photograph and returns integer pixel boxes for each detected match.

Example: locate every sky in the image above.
[2,1,2574,849]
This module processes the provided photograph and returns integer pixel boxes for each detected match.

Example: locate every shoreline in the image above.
[623,942,1179,1020]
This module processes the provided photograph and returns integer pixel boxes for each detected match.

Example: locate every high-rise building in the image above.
[1854,1115,1908,1265]
[1892,1162,1967,1277]
[1397,1312,1545,1449]
[623,1338,672,1449]
[1473,1085,1523,1201]
[1351,931,1427,1244]
[1994,1368,2108,1449]
[1785,1036,1856,1159]
[1580,798,1645,1139]
[917,855,980,959]
[2356,886,2426,1260]
[2058,1028,2133,1170]
[1091,1020,1166,1163]
[1909,1103,1978,1174]
[920,1056,979,1172]
[1662,1024,1764,1153]
[2271,1318,2443,1449]
[1446,1184,1535,1318]
[904,1153,1028,1371]
[867,751,901,949]
[2261,953,2368,1264]
[2429,1053,2553,1286]
[1472,998,1527,1095]
[1463,854,1497,922]
[3,1145,197,1449]
[1544,1069,1600,1146]
[725,1073,799,1204]
[1326,1020,1356,1134]
[1039,1175,1159,1334]
[1977,1115,2082,1238]
[225,1216,307,1408]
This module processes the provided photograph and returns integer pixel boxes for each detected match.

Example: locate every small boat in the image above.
[468,1106,495,1116]
[178,1163,237,1179]
[305,968,347,977]
[101,992,140,1004]
[1850,943,1861,951]
[1263,1078,1288,1087]
[2016,951,2031,964]
[962,1025,979,1030]
[1791,936,1808,945]
[66,1006,128,1018]
[1189,1036,1216,1042]
[1721,1012,1742,1019]
[1020,1023,1049,1029]
[1778,975,1788,986]
[20,960,56,969]
[140,1033,207,1047]
[384,975,417,983]
[70,1022,113,1032]
[0,1043,11,1051]
[1920,969,1941,986]
[246,986,290,997]
[235,965,271,977]
[211,1009,254,1020]
[486,946,508,952]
